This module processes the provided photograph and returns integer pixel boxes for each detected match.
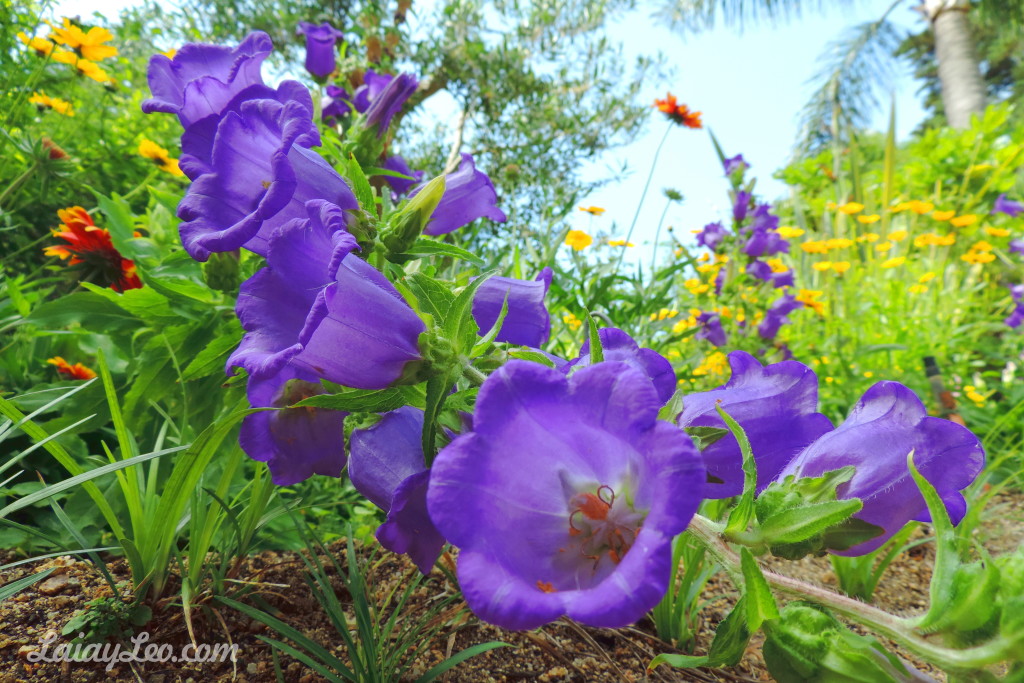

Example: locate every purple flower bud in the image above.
[696,311,727,347]
[427,361,705,630]
[679,351,833,499]
[993,193,1024,218]
[471,268,552,347]
[296,21,343,79]
[733,191,752,223]
[142,31,273,128]
[723,154,747,176]
[349,407,445,574]
[777,382,984,555]
[239,365,346,485]
[758,293,803,340]
[364,72,418,135]
[696,221,728,251]
[415,154,507,236]
[381,155,425,196]
[567,327,676,404]
[352,70,393,112]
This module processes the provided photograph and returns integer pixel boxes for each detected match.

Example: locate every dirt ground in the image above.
[1,491,1021,683]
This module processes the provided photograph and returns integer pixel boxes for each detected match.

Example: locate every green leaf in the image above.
[414,642,512,683]
[181,320,244,381]
[760,500,864,546]
[92,191,141,258]
[585,309,603,363]
[507,348,557,367]
[657,389,685,422]
[1,568,56,602]
[471,292,509,354]
[707,595,752,666]
[443,272,494,353]
[684,425,729,451]
[407,273,456,321]
[422,368,459,465]
[342,154,376,210]
[406,238,485,267]
[294,386,422,413]
[719,405,756,538]
[740,547,779,632]
[27,291,138,331]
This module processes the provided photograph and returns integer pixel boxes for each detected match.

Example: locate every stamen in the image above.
[536,580,556,593]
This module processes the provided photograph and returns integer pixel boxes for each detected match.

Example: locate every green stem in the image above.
[648,197,674,279]
[462,363,488,386]
[613,121,673,275]
[0,160,41,209]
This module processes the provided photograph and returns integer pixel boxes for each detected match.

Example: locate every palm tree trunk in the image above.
[920,0,987,128]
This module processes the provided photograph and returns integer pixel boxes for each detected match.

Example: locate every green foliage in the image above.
[62,596,152,645]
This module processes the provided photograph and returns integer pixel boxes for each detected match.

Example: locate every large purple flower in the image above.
[296,22,343,79]
[228,200,425,390]
[566,327,676,404]
[777,382,984,555]
[695,311,727,347]
[364,72,418,135]
[758,293,803,340]
[239,365,346,486]
[177,98,356,260]
[349,407,445,574]
[471,268,552,347]
[428,361,705,630]
[413,154,506,236]
[993,194,1024,218]
[696,221,728,251]
[381,155,425,196]
[142,32,273,128]
[678,351,833,499]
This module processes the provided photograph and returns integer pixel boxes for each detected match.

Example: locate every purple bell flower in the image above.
[678,351,833,499]
[351,70,393,112]
[239,365,347,485]
[427,361,706,630]
[746,259,792,289]
[742,208,789,257]
[349,407,446,574]
[471,267,552,347]
[381,155,425,196]
[723,154,747,176]
[296,22,343,79]
[758,293,803,340]
[228,200,425,390]
[176,98,356,260]
[566,327,676,405]
[142,31,273,128]
[696,221,728,251]
[695,311,727,347]
[1010,239,1024,256]
[364,72,418,136]
[777,381,985,555]
[733,191,751,223]
[993,194,1024,218]
[1005,284,1024,328]
[322,84,353,124]
[414,154,507,236]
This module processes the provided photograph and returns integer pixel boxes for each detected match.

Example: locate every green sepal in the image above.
[380,176,446,257]
[684,425,729,450]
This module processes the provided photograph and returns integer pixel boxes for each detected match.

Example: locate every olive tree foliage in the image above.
[118,0,663,258]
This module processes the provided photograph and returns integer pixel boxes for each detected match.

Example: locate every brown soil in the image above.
[1,491,1021,683]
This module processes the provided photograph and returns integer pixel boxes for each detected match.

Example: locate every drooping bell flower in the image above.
[349,407,445,574]
[696,221,727,251]
[43,207,143,292]
[758,293,803,340]
[1005,284,1024,328]
[427,360,706,630]
[565,327,676,404]
[777,381,984,555]
[322,84,353,124]
[733,190,751,223]
[742,205,789,258]
[239,365,347,485]
[351,69,394,112]
[381,154,424,196]
[993,194,1024,218]
[363,72,418,136]
[746,259,793,289]
[723,154,747,177]
[295,22,343,79]
[678,351,833,499]
[414,154,507,236]
[142,31,273,128]
[471,268,552,347]
[695,311,727,347]
[177,98,356,260]
[229,199,426,390]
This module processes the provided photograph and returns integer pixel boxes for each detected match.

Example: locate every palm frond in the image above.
[654,0,859,34]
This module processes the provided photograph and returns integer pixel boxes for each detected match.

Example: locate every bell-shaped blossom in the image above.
[177,98,356,260]
[239,365,347,485]
[1010,239,1024,256]
[695,311,727,347]
[322,84,353,124]
[723,154,747,176]
[351,70,393,112]
[777,381,984,555]
[142,31,273,128]
[349,407,445,574]
[296,22,343,78]
[747,259,793,289]
[566,327,675,404]
[696,221,727,251]
[679,351,833,499]
[471,268,552,347]
[993,194,1024,218]
[742,206,788,258]
[1006,284,1024,328]
[364,72,418,135]
[381,155,424,196]
[229,199,425,390]
[428,361,706,630]
[733,190,751,223]
[414,154,506,235]
[758,293,803,340]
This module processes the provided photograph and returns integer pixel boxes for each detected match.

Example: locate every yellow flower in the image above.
[52,50,110,82]
[935,233,956,246]
[908,284,928,294]
[919,272,936,283]
[875,241,892,253]
[651,308,678,321]
[856,233,880,243]
[47,17,117,62]
[684,278,710,295]
[961,252,995,264]
[812,261,833,272]
[831,261,851,274]
[607,238,635,247]
[579,205,605,216]
[562,312,582,331]
[696,263,718,274]
[565,230,592,250]
[931,210,955,221]
[857,214,880,224]
[966,163,993,175]
[985,226,1010,237]
[801,240,829,254]
[824,376,834,384]
[672,316,697,335]
[863,371,874,378]
[837,202,864,215]
[796,289,825,315]
[970,240,994,252]
[890,201,912,213]
[28,92,74,116]
[693,351,728,377]
[825,238,854,250]
[697,252,710,262]
[908,200,935,215]
[777,226,805,238]
[161,48,178,59]
[950,214,978,228]
[17,31,56,57]
[880,256,906,268]
[138,139,184,176]
[766,258,788,273]
[888,230,908,242]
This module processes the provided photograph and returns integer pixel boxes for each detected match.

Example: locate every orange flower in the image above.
[578,205,605,216]
[653,92,703,129]
[47,356,97,380]
[44,207,142,292]
[931,210,955,221]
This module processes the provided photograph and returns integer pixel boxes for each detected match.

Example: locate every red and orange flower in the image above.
[654,93,703,129]
[43,207,142,292]
[46,356,97,380]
